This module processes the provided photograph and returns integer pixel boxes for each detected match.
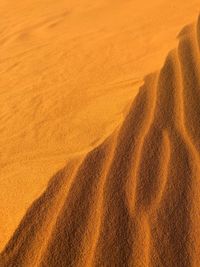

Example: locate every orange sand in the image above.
[0,1,200,266]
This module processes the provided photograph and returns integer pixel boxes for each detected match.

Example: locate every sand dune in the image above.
[1,0,200,253]
[1,16,200,266]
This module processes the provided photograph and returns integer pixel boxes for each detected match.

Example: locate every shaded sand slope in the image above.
[1,17,200,266]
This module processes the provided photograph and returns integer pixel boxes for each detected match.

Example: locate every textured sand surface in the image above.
[0,0,200,266]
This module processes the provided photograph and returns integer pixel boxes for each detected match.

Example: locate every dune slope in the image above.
[1,16,200,267]
[1,0,200,253]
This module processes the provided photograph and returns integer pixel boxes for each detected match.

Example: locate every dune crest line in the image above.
[1,17,200,267]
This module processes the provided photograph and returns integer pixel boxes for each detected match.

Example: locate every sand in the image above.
[0,0,200,266]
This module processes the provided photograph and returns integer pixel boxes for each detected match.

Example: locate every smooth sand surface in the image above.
[0,0,200,266]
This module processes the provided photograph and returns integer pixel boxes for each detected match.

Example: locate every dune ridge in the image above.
[1,16,200,267]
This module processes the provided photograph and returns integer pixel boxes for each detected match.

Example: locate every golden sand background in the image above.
[0,1,200,266]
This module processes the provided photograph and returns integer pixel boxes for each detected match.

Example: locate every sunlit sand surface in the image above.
[0,0,200,266]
